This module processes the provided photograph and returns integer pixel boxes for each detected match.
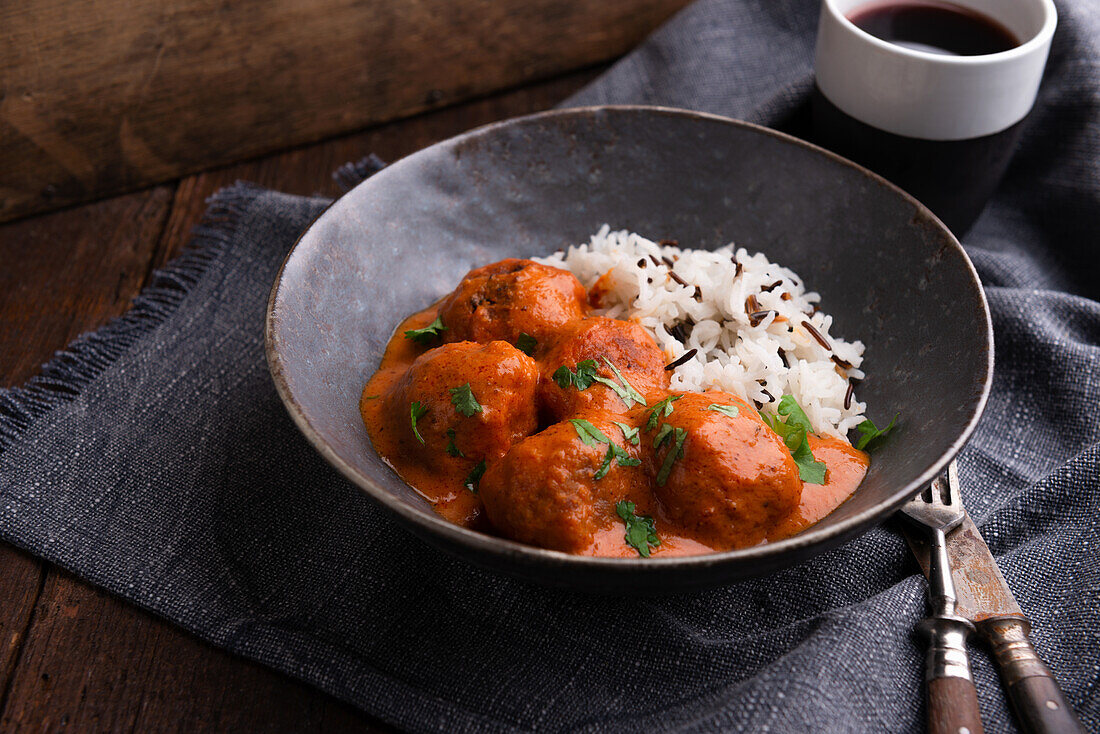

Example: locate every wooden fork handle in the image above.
[921,615,984,734]
[981,617,1086,733]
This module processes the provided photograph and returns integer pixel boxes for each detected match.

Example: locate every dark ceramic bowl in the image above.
[266,106,992,592]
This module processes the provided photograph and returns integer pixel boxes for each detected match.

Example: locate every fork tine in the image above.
[946,459,962,507]
[929,476,947,506]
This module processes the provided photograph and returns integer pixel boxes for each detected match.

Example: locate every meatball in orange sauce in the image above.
[480,412,646,553]
[637,392,802,550]
[538,317,670,422]
[360,258,869,557]
[437,259,587,348]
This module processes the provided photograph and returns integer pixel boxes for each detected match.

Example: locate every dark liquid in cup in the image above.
[848,1,1020,55]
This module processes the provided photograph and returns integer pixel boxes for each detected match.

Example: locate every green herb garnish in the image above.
[590,357,647,408]
[445,428,464,457]
[449,382,482,417]
[645,394,682,432]
[763,395,826,484]
[594,445,617,480]
[362,395,379,400]
[788,430,827,485]
[655,426,687,486]
[553,357,645,408]
[568,418,611,447]
[463,460,486,493]
[612,421,640,446]
[410,402,429,444]
[616,500,660,558]
[777,395,814,435]
[855,414,898,450]
[516,333,537,357]
[706,403,740,417]
[403,316,447,345]
[569,419,640,479]
[652,422,675,450]
[552,359,599,390]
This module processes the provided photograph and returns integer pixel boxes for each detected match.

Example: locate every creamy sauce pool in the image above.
[362,307,868,557]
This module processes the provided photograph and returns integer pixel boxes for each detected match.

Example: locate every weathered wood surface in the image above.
[0,0,685,222]
[0,68,596,732]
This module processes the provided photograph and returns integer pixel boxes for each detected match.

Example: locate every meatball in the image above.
[539,317,670,421]
[437,259,588,348]
[384,341,539,465]
[480,413,647,553]
[642,392,802,550]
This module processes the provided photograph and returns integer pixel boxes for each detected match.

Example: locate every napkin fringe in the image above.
[0,182,263,454]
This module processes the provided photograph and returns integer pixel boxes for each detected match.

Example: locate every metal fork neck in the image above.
[928,527,958,617]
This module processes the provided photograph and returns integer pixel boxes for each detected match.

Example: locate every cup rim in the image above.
[823,0,1057,65]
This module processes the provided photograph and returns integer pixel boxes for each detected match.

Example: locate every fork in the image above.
[901,461,985,734]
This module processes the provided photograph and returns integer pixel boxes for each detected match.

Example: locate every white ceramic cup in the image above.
[815,0,1057,142]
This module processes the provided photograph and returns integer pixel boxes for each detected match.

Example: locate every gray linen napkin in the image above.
[2,1,1098,731]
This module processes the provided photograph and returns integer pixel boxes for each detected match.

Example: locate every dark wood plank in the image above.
[0,68,597,733]
[0,0,687,223]
[0,188,176,386]
[0,188,175,712]
[156,67,603,264]
[0,549,41,717]
[0,569,381,733]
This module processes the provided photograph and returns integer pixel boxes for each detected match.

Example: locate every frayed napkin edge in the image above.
[0,181,268,454]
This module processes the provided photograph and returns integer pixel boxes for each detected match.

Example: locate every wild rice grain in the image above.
[802,320,832,350]
[668,270,689,287]
[665,349,698,370]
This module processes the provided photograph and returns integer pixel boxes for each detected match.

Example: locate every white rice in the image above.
[536,226,867,440]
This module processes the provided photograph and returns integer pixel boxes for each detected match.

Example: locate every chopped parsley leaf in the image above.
[706,403,740,417]
[445,428,464,457]
[362,395,379,400]
[855,414,898,450]
[655,426,687,486]
[568,418,611,447]
[763,395,826,484]
[644,395,682,431]
[590,357,647,408]
[612,421,640,446]
[410,402,429,444]
[652,422,675,450]
[777,394,814,435]
[463,460,486,493]
[403,316,447,345]
[789,431,827,484]
[569,419,639,479]
[616,500,660,557]
[554,357,645,408]
[516,333,538,357]
[552,359,600,390]
[449,382,482,417]
[594,444,616,481]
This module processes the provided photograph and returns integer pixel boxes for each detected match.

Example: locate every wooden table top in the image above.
[0,68,598,733]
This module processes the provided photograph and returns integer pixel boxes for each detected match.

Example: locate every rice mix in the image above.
[536,226,867,440]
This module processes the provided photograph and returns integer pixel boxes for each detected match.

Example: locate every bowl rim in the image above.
[265,104,994,575]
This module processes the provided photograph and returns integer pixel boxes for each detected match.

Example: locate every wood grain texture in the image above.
[0,548,42,715]
[0,188,174,709]
[0,569,382,733]
[0,68,596,733]
[1005,675,1087,734]
[0,0,686,222]
[927,676,985,734]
